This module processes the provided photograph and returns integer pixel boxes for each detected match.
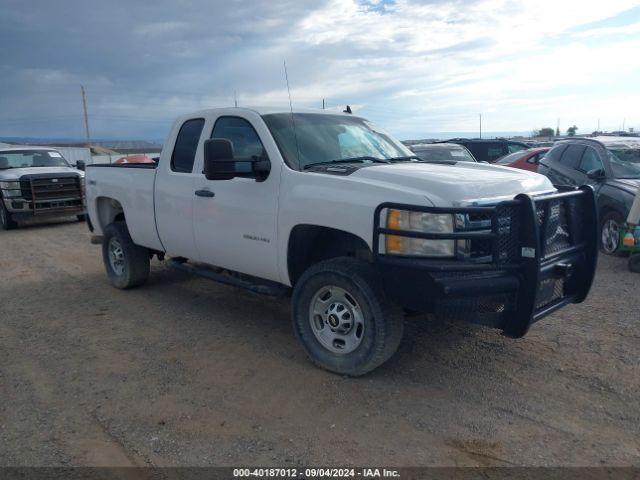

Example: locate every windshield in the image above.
[413,144,475,162]
[607,147,640,179]
[261,113,412,170]
[0,150,70,169]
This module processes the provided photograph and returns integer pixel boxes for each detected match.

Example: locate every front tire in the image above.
[102,222,150,289]
[600,211,625,256]
[0,201,18,230]
[292,258,404,376]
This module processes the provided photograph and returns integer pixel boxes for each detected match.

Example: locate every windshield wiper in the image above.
[387,155,422,162]
[389,155,458,165]
[303,156,390,170]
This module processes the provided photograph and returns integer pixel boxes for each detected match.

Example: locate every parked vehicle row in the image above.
[445,138,529,163]
[84,107,598,375]
[539,137,640,256]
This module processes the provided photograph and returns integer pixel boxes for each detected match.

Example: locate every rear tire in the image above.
[599,211,625,256]
[292,257,404,376]
[77,214,86,222]
[0,201,18,230]
[102,222,150,289]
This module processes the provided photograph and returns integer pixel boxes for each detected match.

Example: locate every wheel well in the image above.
[96,197,125,231]
[287,225,371,286]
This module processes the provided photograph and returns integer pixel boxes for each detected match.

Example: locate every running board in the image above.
[167,259,289,297]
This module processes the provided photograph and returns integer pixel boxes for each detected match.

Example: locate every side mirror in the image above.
[76,160,86,171]
[587,168,605,180]
[203,138,270,181]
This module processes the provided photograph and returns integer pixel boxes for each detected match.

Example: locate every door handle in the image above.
[195,189,215,198]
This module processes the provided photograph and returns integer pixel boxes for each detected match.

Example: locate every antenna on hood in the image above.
[283,60,301,167]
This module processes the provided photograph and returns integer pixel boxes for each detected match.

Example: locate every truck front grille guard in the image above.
[372,185,598,337]
[20,176,84,215]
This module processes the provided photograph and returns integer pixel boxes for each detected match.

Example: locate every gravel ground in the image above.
[0,219,639,467]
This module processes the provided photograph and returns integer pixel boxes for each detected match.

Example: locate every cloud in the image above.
[0,0,639,139]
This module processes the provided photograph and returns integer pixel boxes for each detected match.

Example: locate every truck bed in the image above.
[85,163,163,251]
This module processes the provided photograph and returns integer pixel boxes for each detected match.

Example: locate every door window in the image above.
[211,116,266,159]
[579,147,604,173]
[171,118,205,173]
[559,144,586,169]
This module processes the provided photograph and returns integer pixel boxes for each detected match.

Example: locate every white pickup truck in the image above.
[86,107,598,375]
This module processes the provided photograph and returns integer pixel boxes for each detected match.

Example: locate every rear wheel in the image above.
[0,201,18,230]
[600,211,625,256]
[292,257,404,376]
[102,222,150,289]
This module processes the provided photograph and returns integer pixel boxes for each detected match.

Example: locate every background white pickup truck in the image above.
[86,107,598,375]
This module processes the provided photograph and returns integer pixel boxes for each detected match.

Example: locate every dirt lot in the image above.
[1,219,639,467]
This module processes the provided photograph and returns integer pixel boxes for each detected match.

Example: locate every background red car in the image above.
[114,154,156,164]
[495,147,550,172]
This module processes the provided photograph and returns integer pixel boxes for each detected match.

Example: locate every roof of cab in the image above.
[174,106,359,119]
[0,145,61,152]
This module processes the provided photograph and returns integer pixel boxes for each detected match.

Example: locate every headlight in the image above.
[0,181,21,198]
[385,209,455,257]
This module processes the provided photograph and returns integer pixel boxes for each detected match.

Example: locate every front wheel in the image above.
[292,258,404,376]
[600,211,625,256]
[0,201,18,230]
[102,222,150,289]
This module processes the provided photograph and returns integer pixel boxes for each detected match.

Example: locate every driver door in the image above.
[192,114,280,282]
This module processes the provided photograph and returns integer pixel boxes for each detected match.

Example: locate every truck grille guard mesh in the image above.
[373,186,598,337]
[19,174,84,215]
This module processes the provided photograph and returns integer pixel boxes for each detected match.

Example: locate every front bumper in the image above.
[373,186,598,337]
[2,196,85,219]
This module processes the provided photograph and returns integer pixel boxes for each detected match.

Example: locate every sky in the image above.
[1,0,639,141]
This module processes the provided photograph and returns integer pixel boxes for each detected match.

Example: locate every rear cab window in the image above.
[171,118,205,173]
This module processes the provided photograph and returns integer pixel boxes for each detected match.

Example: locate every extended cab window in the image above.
[171,118,205,173]
[211,116,266,159]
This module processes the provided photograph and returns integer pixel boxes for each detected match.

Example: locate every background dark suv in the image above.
[538,136,640,255]
[446,138,529,163]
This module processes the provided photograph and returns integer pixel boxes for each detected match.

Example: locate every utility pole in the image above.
[597,118,600,132]
[80,85,91,147]
[556,118,560,137]
[234,90,238,108]
[622,118,626,132]
[322,98,325,110]
[479,113,482,139]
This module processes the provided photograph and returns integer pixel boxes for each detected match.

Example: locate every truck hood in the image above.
[351,161,555,206]
[0,166,83,181]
